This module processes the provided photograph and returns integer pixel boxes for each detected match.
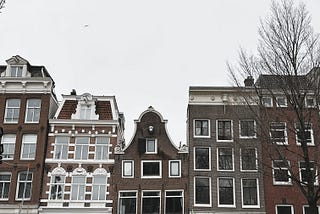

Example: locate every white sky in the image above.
[1,0,320,145]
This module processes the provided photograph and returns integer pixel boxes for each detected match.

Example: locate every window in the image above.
[194,177,211,206]
[50,175,65,200]
[165,191,183,214]
[296,123,314,146]
[194,147,210,170]
[242,178,259,208]
[218,148,233,171]
[218,177,235,207]
[303,205,320,214]
[118,191,137,214]
[276,205,293,214]
[95,137,110,160]
[169,160,181,177]
[80,105,91,120]
[92,174,107,200]
[146,139,157,154]
[142,191,161,214]
[241,148,257,171]
[71,175,86,200]
[240,120,256,138]
[54,136,69,159]
[141,161,161,178]
[306,97,316,108]
[276,96,287,107]
[270,122,288,145]
[299,161,317,185]
[4,99,20,123]
[0,173,11,200]
[25,99,41,123]
[217,120,233,141]
[16,171,32,200]
[21,134,37,160]
[122,160,134,178]
[9,66,23,77]
[262,97,272,107]
[194,120,210,137]
[74,137,90,160]
[273,160,291,185]
[1,134,16,160]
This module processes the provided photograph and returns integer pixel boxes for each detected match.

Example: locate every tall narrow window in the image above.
[95,137,110,160]
[218,177,235,207]
[270,122,287,145]
[194,177,211,206]
[273,160,291,185]
[240,120,256,138]
[16,171,32,200]
[1,134,16,160]
[50,175,65,200]
[241,148,257,171]
[169,160,181,177]
[80,105,91,119]
[71,175,86,200]
[25,99,41,123]
[21,134,37,160]
[194,120,209,137]
[0,173,11,200]
[9,66,23,77]
[194,147,210,170]
[54,136,69,159]
[92,174,107,200]
[242,179,259,208]
[218,148,233,171]
[122,160,134,178]
[74,137,90,160]
[145,139,157,154]
[4,99,20,123]
[165,191,183,214]
[142,191,161,213]
[118,191,137,214]
[217,120,232,141]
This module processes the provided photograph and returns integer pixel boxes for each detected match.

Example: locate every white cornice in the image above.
[49,119,119,126]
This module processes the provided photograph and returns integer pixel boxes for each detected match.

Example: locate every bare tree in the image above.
[0,0,5,12]
[228,0,320,213]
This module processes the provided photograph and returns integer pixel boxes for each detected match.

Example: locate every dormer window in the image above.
[71,93,99,120]
[80,105,91,119]
[10,66,23,77]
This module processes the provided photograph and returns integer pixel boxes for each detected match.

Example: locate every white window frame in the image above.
[4,99,20,123]
[262,96,273,107]
[270,122,288,145]
[74,136,90,160]
[276,96,288,107]
[145,138,157,154]
[118,191,138,214]
[165,190,184,214]
[240,148,258,172]
[16,171,33,200]
[9,65,23,77]
[91,174,107,200]
[241,178,260,208]
[54,136,69,160]
[194,177,212,207]
[217,147,234,171]
[216,119,233,142]
[303,205,320,214]
[272,160,292,185]
[194,147,211,171]
[305,96,316,108]
[217,177,236,208]
[299,161,318,185]
[1,134,16,160]
[122,160,134,178]
[95,136,110,160]
[49,174,65,200]
[141,160,162,179]
[169,160,181,178]
[141,190,161,214]
[0,173,11,200]
[20,134,37,160]
[239,119,256,139]
[71,174,86,200]
[25,99,41,123]
[296,123,314,146]
[275,204,294,214]
[193,119,210,138]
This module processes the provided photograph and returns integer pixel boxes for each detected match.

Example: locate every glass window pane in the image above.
[195,177,210,205]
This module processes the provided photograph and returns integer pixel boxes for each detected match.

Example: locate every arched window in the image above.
[92,168,107,200]
[50,167,66,200]
[71,167,86,200]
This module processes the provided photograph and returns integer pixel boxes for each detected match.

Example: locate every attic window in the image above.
[71,93,99,120]
[10,66,23,77]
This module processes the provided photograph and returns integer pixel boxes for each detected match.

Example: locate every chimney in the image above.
[244,76,254,87]
[70,89,77,95]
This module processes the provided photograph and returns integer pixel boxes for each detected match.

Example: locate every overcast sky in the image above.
[1,0,320,145]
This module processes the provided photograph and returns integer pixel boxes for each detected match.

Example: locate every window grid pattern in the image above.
[0,173,11,200]
[95,137,110,160]
[21,134,37,160]
[1,134,16,160]
[16,171,32,200]
[25,99,41,123]
[4,99,20,123]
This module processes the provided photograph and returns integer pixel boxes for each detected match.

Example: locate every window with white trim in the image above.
[276,96,287,107]
[273,160,291,185]
[303,205,320,214]
[142,191,161,213]
[50,175,65,200]
[194,177,211,206]
[242,178,259,208]
[194,147,210,170]
[71,175,86,200]
[217,148,233,171]
[218,177,235,207]
[74,137,90,160]
[54,136,69,160]
[270,122,288,145]
[240,120,256,138]
[296,123,314,146]
[194,120,210,137]
[262,97,272,107]
[92,174,107,200]
[118,191,137,214]
[217,120,233,141]
[21,134,37,160]
[299,161,318,185]
[95,136,110,160]
[122,160,134,178]
[165,190,183,214]
[306,97,316,108]
[80,105,91,120]
[16,171,32,200]
[169,160,181,177]
[276,205,294,214]
[0,173,11,200]
[4,99,20,123]
[146,139,157,154]
[141,160,161,178]
[241,148,257,171]
[9,66,23,77]
[1,134,16,160]
[25,99,41,123]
